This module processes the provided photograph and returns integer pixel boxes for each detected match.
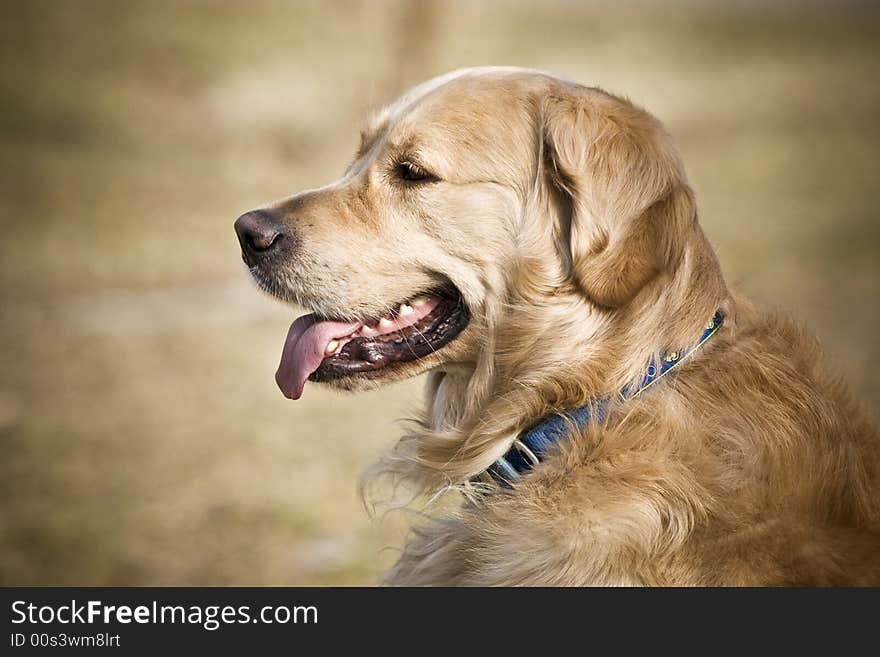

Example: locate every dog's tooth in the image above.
[379,317,394,329]
[399,304,414,316]
[361,324,379,337]
[325,340,340,355]
[411,296,427,308]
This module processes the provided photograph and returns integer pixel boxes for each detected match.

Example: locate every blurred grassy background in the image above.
[1,0,878,585]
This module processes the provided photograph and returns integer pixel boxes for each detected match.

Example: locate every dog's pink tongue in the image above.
[275,314,361,400]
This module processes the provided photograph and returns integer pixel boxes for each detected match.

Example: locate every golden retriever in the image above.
[235,67,880,585]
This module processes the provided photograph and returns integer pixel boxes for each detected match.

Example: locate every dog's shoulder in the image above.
[387,308,880,586]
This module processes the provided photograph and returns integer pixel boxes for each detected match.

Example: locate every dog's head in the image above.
[235,68,699,400]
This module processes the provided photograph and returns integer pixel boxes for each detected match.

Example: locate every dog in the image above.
[235,67,880,585]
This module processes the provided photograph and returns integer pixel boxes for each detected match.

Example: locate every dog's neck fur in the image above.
[411,217,729,489]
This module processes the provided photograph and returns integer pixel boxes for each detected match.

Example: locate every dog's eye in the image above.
[395,160,435,183]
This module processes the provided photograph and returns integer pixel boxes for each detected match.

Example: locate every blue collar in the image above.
[485,311,724,485]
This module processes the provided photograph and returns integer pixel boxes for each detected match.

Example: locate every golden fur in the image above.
[247,68,880,585]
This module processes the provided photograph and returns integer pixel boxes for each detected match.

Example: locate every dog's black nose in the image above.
[234,210,283,262]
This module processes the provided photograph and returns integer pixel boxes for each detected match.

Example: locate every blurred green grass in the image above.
[1,0,878,584]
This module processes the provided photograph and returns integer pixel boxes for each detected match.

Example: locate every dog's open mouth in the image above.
[275,288,469,399]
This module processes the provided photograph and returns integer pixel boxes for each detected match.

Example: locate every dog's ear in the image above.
[541,86,696,308]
